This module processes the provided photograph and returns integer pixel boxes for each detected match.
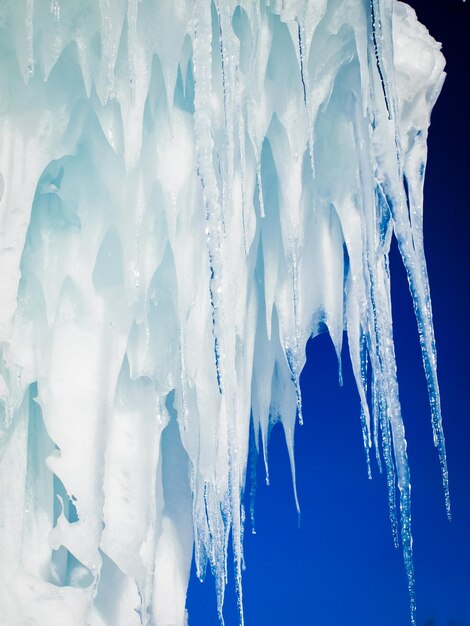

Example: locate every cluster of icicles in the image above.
[0,0,448,624]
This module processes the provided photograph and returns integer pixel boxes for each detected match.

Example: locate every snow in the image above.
[0,1,447,625]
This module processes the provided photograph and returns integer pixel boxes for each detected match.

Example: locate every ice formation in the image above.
[0,1,447,624]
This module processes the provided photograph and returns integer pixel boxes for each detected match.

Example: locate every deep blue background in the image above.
[187,2,470,624]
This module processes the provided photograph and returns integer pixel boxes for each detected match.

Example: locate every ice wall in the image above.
[0,1,447,625]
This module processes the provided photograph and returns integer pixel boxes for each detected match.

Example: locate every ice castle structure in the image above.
[0,1,448,624]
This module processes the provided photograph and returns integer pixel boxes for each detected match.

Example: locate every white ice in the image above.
[0,1,447,625]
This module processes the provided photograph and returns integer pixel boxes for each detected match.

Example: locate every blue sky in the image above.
[187,2,470,624]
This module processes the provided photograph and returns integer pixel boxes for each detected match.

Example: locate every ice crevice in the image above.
[0,1,447,625]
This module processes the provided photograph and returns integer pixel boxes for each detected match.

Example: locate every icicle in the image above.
[192,0,224,396]
[0,2,447,625]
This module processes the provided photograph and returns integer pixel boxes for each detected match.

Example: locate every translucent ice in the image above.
[0,1,447,625]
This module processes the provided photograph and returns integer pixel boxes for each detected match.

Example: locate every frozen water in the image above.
[0,1,447,625]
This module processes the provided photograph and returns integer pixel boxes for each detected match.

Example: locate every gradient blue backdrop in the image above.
[187,2,470,624]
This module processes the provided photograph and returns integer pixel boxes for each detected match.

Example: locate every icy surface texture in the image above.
[0,1,446,625]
